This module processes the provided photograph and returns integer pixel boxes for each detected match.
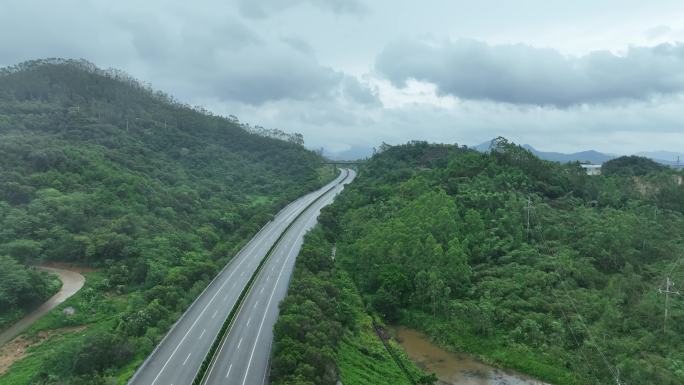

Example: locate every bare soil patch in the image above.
[0,325,87,375]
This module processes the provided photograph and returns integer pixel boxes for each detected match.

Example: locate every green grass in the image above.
[26,273,126,334]
[0,272,130,385]
[338,314,423,385]
[0,322,113,385]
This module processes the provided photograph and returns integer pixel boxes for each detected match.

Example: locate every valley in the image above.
[1,60,683,385]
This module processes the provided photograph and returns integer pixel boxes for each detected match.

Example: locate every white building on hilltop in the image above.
[580,164,602,176]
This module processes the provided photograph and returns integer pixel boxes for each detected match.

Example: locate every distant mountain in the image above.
[471,140,614,164]
[521,145,616,164]
[635,151,684,168]
[471,140,684,167]
[472,141,493,152]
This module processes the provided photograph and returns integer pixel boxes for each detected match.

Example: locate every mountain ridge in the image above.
[0,58,330,384]
[472,139,682,167]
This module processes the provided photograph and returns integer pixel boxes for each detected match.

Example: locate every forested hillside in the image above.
[0,59,328,385]
[602,155,668,177]
[276,139,684,385]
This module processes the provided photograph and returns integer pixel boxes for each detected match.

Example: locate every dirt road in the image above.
[0,267,85,346]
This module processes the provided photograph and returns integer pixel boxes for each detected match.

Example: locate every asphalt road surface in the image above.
[202,169,356,385]
[128,170,350,385]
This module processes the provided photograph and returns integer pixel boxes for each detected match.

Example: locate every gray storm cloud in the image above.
[0,0,377,106]
[376,39,684,106]
[237,0,367,19]
[209,47,343,104]
[1,0,684,156]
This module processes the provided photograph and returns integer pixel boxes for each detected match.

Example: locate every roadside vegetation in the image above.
[271,227,431,385]
[276,139,684,385]
[0,59,330,385]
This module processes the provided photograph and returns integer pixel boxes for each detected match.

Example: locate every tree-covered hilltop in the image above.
[602,155,668,177]
[276,138,684,385]
[0,59,330,385]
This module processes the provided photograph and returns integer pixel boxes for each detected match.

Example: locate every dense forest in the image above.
[274,139,684,385]
[0,59,330,384]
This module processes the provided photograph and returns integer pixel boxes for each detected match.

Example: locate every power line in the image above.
[550,290,603,385]
[524,196,534,239]
[667,253,683,278]
[528,205,623,385]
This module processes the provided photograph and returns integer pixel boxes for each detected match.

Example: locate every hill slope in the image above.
[602,155,668,177]
[636,151,684,168]
[472,140,615,164]
[521,144,615,164]
[287,139,684,385]
[474,140,683,167]
[0,59,329,384]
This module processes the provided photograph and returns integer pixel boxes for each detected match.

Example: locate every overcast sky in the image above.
[2,0,684,158]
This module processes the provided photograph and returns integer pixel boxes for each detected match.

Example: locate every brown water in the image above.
[392,326,551,385]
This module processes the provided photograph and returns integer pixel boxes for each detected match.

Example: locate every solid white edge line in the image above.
[149,253,251,385]
[198,170,350,385]
[240,211,321,385]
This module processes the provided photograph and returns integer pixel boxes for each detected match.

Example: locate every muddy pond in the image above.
[392,326,551,385]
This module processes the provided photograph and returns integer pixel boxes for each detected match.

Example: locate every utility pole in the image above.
[525,196,534,239]
[658,277,680,333]
[614,368,625,385]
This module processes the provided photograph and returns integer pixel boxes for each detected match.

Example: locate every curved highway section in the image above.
[128,170,351,385]
[201,169,355,385]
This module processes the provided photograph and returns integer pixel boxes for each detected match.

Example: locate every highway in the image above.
[201,169,356,385]
[128,170,350,385]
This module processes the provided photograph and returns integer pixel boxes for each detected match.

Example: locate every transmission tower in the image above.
[658,277,680,333]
